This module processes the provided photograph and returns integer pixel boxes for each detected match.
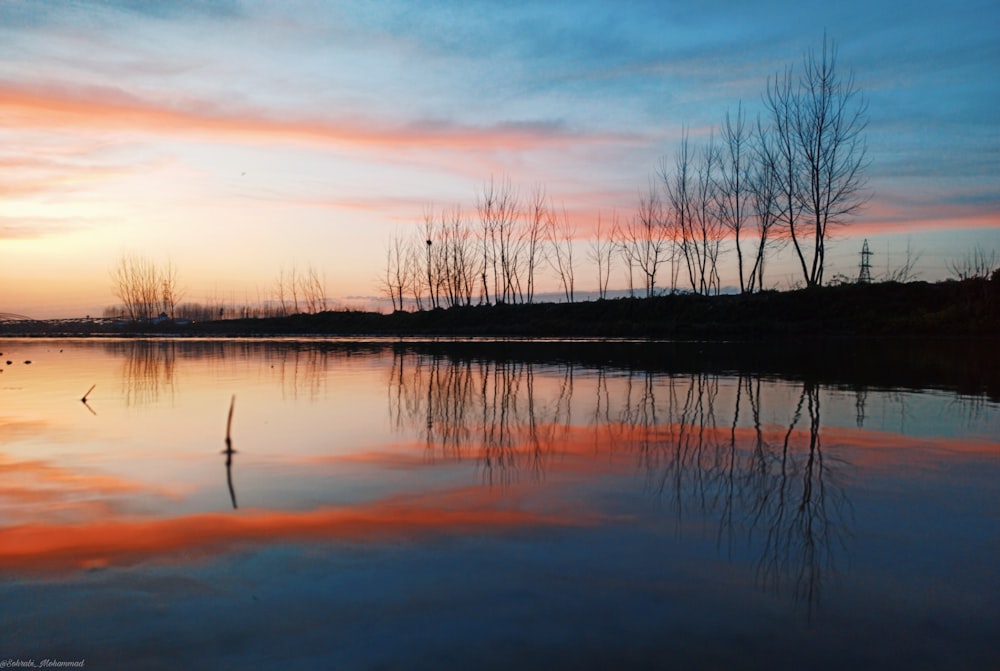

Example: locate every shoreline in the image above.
[2,279,998,339]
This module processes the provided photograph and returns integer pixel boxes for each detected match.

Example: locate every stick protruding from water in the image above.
[81,384,96,402]
[225,394,235,447]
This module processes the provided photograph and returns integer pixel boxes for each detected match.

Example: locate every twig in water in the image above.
[81,384,96,402]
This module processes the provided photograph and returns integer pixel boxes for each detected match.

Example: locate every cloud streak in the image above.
[0,81,633,154]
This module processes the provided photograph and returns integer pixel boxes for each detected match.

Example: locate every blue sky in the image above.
[1,0,997,316]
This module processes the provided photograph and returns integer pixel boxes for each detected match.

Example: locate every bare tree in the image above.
[717,103,752,293]
[768,35,869,287]
[110,254,179,322]
[589,211,616,299]
[882,238,922,283]
[694,136,724,295]
[947,244,997,280]
[747,117,785,292]
[445,206,478,306]
[272,267,289,316]
[764,66,806,286]
[617,184,669,297]
[476,177,520,304]
[422,209,441,309]
[299,264,326,313]
[524,186,549,304]
[406,239,426,311]
[664,131,699,293]
[612,215,637,298]
[546,206,576,302]
[666,134,724,295]
[159,259,183,319]
[382,231,408,311]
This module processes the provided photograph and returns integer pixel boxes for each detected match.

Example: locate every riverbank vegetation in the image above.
[6,277,998,338]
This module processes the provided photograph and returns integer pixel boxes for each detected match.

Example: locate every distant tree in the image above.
[882,238,922,283]
[158,259,183,319]
[588,211,616,299]
[617,184,669,298]
[381,232,407,311]
[476,177,520,304]
[299,264,326,313]
[524,186,549,304]
[110,253,172,323]
[947,245,997,281]
[545,206,576,302]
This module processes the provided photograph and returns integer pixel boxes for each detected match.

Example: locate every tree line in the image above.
[107,256,329,322]
[382,35,869,309]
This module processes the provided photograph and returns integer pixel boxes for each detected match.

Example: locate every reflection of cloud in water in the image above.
[0,416,51,442]
[0,452,180,525]
[0,487,595,573]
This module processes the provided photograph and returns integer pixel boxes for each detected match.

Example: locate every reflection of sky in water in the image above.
[0,338,997,669]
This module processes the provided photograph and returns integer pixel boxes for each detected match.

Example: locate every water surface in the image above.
[1,338,997,669]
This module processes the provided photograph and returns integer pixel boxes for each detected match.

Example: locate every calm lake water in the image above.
[1,338,997,670]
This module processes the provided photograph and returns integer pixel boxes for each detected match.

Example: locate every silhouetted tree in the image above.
[546,205,576,302]
[110,254,179,322]
[477,176,520,304]
[616,184,669,297]
[588,211,616,299]
[747,116,785,291]
[524,186,549,304]
[767,36,869,287]
[381,232,407,311]
[717,103,752,293]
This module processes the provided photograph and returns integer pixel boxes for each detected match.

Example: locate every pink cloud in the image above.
[0,80,632,153]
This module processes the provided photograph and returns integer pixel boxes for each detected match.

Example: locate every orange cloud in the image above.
[0,80,629,153]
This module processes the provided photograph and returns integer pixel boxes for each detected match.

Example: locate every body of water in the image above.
[1,338,997,669]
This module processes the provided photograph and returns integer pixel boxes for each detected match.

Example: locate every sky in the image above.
[1,0,998,318]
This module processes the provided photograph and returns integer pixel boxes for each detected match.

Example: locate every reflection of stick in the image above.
[224,394,237,509]
[225,394,235,447]
[81,384,96,402]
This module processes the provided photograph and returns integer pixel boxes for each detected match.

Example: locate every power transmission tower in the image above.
[858,238,873,284]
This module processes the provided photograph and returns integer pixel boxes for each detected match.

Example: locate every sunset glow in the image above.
[1,1,998,316]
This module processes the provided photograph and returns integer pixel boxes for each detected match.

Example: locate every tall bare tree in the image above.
[694,136,724,295]
[747,117,784,292]
[767,35,869,287]
[717,103,753,293]
[524,186,549,304]
[664,131,698,293]
[476,176,520,304]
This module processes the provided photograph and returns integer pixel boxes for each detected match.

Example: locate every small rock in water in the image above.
[24,360,32,365]
[5,361,11,365]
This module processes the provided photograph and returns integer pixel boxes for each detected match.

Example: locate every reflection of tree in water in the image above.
[749,381,852,616]
[114,341,178,407]
[105,340,387,405]
[388,352,574,487]
[389,351,852,612]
